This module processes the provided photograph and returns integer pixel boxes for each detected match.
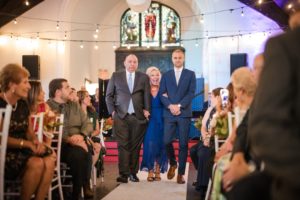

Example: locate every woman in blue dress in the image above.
[140,66,168,182]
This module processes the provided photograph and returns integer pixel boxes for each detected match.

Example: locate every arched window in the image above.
[120,1,180,47]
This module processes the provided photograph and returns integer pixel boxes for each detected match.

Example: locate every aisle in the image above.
[102,163,189,200]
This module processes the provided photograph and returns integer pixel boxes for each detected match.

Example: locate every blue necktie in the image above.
[128,73,134,114]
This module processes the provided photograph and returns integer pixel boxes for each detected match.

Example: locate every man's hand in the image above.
[143,109,150,120]
[168,104,181,116]
[222,156,250,191]
[67,135,89,152]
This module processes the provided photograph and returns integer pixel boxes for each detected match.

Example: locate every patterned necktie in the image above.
[128,73,134,114]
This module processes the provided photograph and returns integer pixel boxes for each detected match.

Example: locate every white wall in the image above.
[0,0,283,98]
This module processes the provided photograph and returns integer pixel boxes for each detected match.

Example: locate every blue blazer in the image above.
[160,68,196,118]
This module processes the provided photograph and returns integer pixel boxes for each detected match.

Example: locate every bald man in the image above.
[106,54,151,183]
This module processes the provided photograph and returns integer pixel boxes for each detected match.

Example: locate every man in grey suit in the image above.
[106,54,151,183]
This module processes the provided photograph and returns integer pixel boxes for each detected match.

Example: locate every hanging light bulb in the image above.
[25,0,30,6]
[94,44,99,50]
[200,14,204,24]
[258,0,263,5]
[93,34,98,39]
[13,19,17,24]
[80,41,84,48]
[64,31,67,40]
[241,8,244,17]
[195,41,199,47]
[36,32,39,40]
[56,21,60,30]
[205,31,209,38]
[113,43,117,49]
[96,24,99,33]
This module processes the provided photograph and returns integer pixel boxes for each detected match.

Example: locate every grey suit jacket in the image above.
[248,27,300,194]
[105,70,151,120]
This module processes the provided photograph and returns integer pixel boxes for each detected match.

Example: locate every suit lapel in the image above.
[172,70,178,87]
[177,69,186,87]
[133,72,139,93]
[121,71,131,93]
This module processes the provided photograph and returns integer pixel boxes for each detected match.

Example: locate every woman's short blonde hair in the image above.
[0,63,30,92]
[146,66,161,84]
[231,67,257,97]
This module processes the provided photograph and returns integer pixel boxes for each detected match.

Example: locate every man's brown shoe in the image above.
[167,165,177,180]
[83,184,94,198]
[177,174,185,184]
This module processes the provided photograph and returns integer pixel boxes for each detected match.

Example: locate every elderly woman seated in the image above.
[0,64,55,200]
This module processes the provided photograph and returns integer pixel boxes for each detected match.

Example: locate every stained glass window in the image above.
[161,6,180,45]
[121,10,140,47]
[120,2,180,47]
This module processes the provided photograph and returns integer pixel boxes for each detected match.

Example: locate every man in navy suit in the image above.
[160,48,196,184]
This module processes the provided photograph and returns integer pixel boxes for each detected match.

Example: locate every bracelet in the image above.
[20,139,24,149]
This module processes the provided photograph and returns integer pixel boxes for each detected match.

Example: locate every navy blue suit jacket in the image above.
[160,68,196,118]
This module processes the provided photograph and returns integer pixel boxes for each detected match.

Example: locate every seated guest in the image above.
[47,79,94,199]
[210,64,259,199]
[27,80,53,145]
[0,64,55,200]
[77,90,102,171]
[189,87,222,197]
[247,9,300,200]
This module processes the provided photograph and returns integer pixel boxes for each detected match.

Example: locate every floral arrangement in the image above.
[194,116,203,131]
[43,110,62,139]
[103,117,113,131]
[209,111,229,139]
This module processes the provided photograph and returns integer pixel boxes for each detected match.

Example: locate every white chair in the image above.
[91,118,106,186]
[32,112,44,142]
[48,114,64,200]
[0,105,12,200]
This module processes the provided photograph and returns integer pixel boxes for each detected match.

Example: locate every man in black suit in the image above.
[106,54,151,183]
[248,9,300,200]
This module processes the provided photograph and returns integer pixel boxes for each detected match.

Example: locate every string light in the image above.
[25,1,30,6]
[200,14,204,23]
[93,34,98,39]
[13,19,17,24]
[287,3,293,9]
[241,8,244,17]
[56,21,60,30]
[64,31,67,40]
[94,43,99,50]
[113,43,117,49]
[96,24,99,33]
[258,0,263,5]
[36,32,39,40]
[80,41,84,48]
